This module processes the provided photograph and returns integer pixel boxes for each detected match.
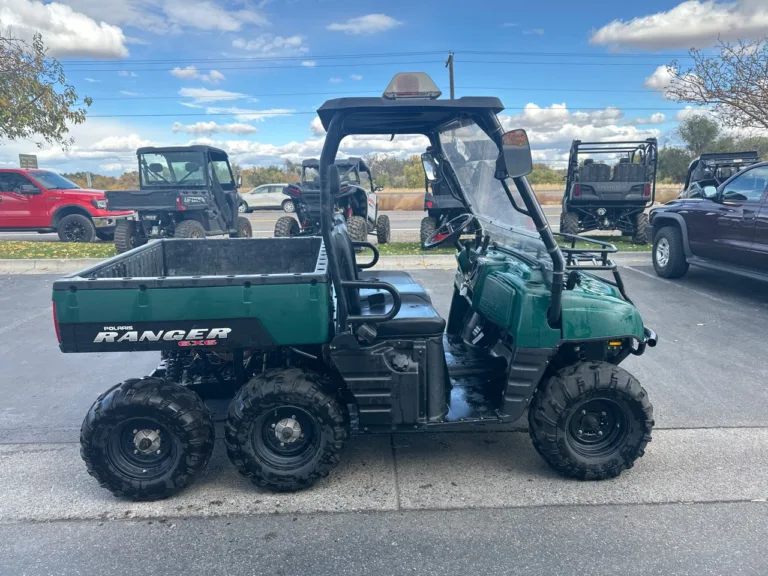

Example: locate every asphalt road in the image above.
[1,265,767,574]
[0,206,565,243]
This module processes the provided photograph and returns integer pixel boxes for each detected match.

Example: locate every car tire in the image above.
[420,217,437,246]
[238,201,248,213]
[346,215,367,242]
[114,220,147,254]
[282,200,295,213]
[80,378,214,500]
[652,226,689,278]
[376,214,391,244]
[57,213,96,243]
[225,368,348,492]
[528,361,653,480]
[174,220,206,239]
[633,213,649,245]
[274,215,300,237]
[560,211,579,236]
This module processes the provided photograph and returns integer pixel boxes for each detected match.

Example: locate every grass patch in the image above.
[368,242,455,256]
[0,241,117,260]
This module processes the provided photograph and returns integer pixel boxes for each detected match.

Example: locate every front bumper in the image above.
[92,214,130,229]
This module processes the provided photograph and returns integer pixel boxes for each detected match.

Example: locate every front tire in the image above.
[633,212,649,245]
[225,368,348,492]
[282,200,295,213]
[274,215,300,237]
[529,361,653,480]
[57,213,96,243]
[234,216,252,238]
[652,226,689,278]
[114,220,147,254]
[174,219,206,238]
[420,217,437,246]
[560,211,579,236]
[376,214,391,244]
[346,215,367,242]
[80,378,214,500]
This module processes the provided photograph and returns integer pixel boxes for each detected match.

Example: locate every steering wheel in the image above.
[423,213,475,250]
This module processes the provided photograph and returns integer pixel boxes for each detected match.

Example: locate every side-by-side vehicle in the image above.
[54,73,657,500]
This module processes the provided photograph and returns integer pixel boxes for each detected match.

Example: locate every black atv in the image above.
[679,151,760,199]
[561,139,658,244]
[274,157,390,243]
[106,145,252,253]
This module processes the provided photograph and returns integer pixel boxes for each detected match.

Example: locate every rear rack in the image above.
[555,233,632,303]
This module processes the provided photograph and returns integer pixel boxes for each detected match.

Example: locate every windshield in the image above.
[302,166,321,188]
[438,118,549,264]
[140,152,206,186]
[29,171,80,190]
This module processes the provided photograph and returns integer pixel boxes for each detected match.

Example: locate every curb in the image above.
[0,252,652,275]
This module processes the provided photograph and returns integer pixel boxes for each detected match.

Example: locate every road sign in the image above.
[19,154,38,169]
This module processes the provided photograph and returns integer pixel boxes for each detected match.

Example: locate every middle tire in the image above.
[274,215,300,237]
[225,368,348,492]
[376,214,391,244]
[560,211,579,236]
[174,219,206,238]
[346,215,367,242]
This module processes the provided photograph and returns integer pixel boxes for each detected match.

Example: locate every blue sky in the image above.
[2,0,767,173]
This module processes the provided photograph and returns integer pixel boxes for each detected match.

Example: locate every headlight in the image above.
[91,199,107,210]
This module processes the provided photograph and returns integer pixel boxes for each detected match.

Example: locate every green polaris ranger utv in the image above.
[53,73,657,501]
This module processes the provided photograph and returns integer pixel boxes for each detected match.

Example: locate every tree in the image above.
[402,155,425,189]
[0,31,91,148]
[657,148,692,184]
[677,115,720,156]
[528,163,564,186]
[666,38,768,131]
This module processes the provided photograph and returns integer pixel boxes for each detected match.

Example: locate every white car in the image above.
[239,184,295,213]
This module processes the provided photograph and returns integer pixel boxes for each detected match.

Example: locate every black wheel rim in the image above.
[62,221,87,242]
[106,417,177,480]
[566,398,629,457]
[252,406,320,470]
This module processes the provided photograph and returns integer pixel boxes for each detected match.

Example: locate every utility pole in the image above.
[445,51,454,99]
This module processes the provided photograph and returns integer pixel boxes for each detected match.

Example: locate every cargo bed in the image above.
[53,237,330,353]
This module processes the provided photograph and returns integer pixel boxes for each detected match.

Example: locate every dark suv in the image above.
[648,161,768,281]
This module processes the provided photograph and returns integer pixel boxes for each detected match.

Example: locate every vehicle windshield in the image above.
[140,152,206,186]
[438,118,549,265]
[29,171,80,190]
[302,166,321,188]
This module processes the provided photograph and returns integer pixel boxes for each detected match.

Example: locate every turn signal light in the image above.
[573,184,581,197]
[644,183,651,197]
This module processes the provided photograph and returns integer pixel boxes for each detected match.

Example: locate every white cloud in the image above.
[0,0,129,58]
[118,71,138,77]
[37,132,154,162]
[232,35,307,56]
[119,91,142,96]
[99,162,125,172]
[630,113,668,125]
[502,22,518,28]
[203,107,295,122]
[172,122,258,135]
[676,106,711,121]
[523,28,544,35]
[301,60,317,67]
[163,0,269,31]
[590,0,768,50]
[178,87,245,103]
[309,117,325,136]
[170,66,225,84]
[329,77,342,83]
[84,78,101,83]
[350,74,363,81]
[643,66,674,91]
[327,14,401,35]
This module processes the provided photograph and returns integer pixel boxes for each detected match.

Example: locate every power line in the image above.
[64,60,445,72]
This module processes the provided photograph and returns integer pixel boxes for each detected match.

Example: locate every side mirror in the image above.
[236,174,242,187]
[421,153,438,182]
[501,129,533,178]
[20,184,41,194]
[701,185,718,200]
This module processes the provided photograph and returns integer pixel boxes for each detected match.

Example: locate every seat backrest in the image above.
[612,161,632,182]
[330,215,361,313]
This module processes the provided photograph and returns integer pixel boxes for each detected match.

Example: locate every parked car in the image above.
[648,161,768,281]
[0,169,131,242]
[240,183,295,213]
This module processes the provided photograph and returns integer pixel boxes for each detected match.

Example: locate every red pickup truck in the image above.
[0,169,131,242]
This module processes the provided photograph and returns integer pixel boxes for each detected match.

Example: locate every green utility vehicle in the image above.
[54,73,657,501]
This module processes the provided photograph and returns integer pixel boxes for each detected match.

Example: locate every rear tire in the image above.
[57,213,96,243]
[235,216,252,238]
[80,378,214,500]
[633,213,649,245]
[529,361,653,480]
[114,220,146,254]
[652,226,689,278]
[420,217,437,246]
[274,215,300,237]
[346,215,367,242]
[225,368,348,492]
[561,211,579,236]
[174,219,206,239]
[282,200,295,213]
[376,214,391,244]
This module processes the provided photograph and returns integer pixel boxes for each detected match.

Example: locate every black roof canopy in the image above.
[136,145,228,156]
[316,96,504,135]
[302,156,370,172]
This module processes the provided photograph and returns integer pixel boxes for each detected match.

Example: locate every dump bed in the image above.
[53,237,330,353]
